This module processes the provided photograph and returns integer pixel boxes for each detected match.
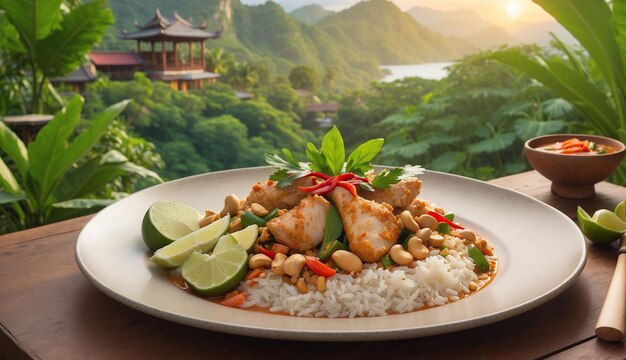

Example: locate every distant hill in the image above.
[468,26,520,49]
[317,0,475,65]
[407,5,576,50]
[100,0,476,87]
[291,4,333,24]
[407,6,492,37]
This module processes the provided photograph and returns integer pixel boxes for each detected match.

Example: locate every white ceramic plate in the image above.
[76,167,586,341]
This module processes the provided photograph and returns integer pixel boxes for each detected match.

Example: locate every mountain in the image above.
[468,26,520,49]
[407,6,492,38]
[317,0,475,65]
[291,4,334,24]
[100,0,476,86]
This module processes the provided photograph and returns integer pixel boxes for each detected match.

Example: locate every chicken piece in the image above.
[402,198,442,217]
[267,195,330,252]
[329,187,400,263]
[360,178,422,209]
[242,177,313,211]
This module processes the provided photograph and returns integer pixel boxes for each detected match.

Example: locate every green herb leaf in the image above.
[358,182,375,192]
[320,126,345,176]
[318,204,343,257]
[371,165,425,189]
[346,138,384,175]
[265,153,311,188]
[305,142,327,173]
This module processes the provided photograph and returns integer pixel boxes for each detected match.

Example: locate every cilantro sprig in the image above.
[265,126,423,189]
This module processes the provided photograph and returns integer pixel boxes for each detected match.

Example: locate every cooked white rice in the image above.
[239,236,488,318]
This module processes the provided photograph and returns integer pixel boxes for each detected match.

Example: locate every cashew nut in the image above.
[407,236,429,260]
[220,194,240,217]
[400,210,420,232]
[296,277,308,294]
[331,250,363,273]
[199,211,216,228]
[316,276,327,292]
[283,254,306,277]
[429,234,445,247]
[416,214,438,231]
[250,203,269,217]
[271,253,287,275]
[416,228,432,244]
[389,244,413,265]
[458,229,476,243]
[248,253,272,269]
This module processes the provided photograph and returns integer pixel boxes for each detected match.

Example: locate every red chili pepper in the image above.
[337,181,357,196]
[428,211,465,229]
[257,246,277,259]
[304,172,331,180]
[305,256,336,278]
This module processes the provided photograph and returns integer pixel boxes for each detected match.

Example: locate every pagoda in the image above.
[121,9,221,91]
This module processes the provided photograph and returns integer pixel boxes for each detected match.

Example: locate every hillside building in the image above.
[54,9,221,92]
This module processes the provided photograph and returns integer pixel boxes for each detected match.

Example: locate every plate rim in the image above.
[75,166,587,341]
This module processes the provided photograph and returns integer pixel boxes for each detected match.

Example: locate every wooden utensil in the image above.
[595,233,626,341]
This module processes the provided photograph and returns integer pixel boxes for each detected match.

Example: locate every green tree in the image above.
[288,65,320,91]
[229,62,259,91]
[192,115,249,170]
[0,0,114,113]
[205,47,234,75]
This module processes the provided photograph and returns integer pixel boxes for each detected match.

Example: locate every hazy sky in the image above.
[241,0,554,25]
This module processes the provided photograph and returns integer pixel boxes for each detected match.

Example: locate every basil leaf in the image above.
[318,204,343,257]
[358,182,375,192]
[305,142,327,173]
[320,126,345,176]
[346,138,384,175]
[282,148,299,167]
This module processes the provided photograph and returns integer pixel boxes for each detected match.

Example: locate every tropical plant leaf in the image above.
[387,141,431,159]
[0,190,25,205]
[615,0,626,72]
[50,98,130,189]
[504,162,528,174]
[431,152,467,173]
[468,132,517,154]
[534,0,625,91]
[0,121,28,180]
[53,150,161,201]
[47,198,114,224]
[514,119,566,140]
[542,98,574,119]
[35,0,114,77]
[491,50,618,136]
[0,157,21,195]
[379,113,422,127]
[27,95,83,204]
[0,0,62,53]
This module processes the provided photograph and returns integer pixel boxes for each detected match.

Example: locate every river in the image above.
[380,62,454,82]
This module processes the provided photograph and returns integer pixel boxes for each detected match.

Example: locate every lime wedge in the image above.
[229,224,258,252]
[615,201,626,222]
[150,215,230,268]
[142,201,202,252]
[182,236,248,296]
[578,207,625,244]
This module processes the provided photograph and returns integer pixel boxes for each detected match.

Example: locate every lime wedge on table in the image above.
[150,215,230,268]
[182,235,248,296]
[578,207,626,244]
[615,201,626,222]
[142,201,202,252]
[229,224,258,251]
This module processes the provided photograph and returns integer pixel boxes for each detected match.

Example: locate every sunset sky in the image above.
[241,0,555,25]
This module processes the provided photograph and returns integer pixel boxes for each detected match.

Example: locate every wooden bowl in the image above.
[524,134,625,199]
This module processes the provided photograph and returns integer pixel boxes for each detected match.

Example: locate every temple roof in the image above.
[90,52,145,66]
[122,9,221,41]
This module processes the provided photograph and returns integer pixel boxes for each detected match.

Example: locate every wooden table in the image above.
[1,171,625,360]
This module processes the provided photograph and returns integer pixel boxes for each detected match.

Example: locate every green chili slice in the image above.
[444,212,455,221]
[438,222,451,234]
[381,254,394,269]
[263,208,279,221]
[241,211,267,227]
[469,246,490,272]
[318,240,347,261]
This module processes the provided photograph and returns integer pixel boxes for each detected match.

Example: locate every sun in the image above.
[505,2,522,19]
